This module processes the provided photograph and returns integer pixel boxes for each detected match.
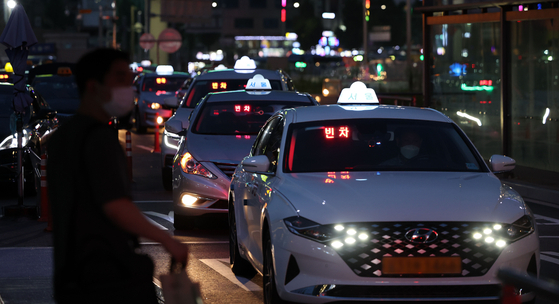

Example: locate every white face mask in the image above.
[102,86,135,118]
[400,145,420,159]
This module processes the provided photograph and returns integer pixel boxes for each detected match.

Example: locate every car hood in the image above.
[186,133,255,163]
[276,171,527,224]
[139,91,174,102]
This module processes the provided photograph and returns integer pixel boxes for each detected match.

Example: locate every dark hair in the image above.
[74,48,130,98]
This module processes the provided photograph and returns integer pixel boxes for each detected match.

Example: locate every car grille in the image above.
[335,222,504,278]
[213,162,238,179]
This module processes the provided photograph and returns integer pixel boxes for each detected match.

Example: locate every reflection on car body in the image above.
[229,82,539,304]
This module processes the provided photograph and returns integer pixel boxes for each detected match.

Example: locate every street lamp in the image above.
[7,0,16,9]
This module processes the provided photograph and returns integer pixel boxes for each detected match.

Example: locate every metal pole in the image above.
[16,113,23,205]
[500,6,512,156]
[112,0,117,48]
[131,6,135,60]
[362,0,367,65]
[422,5,431,107]
[98,5,103,47]
[406,0,413,90]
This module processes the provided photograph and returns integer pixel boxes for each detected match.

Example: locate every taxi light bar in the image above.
[245,74,271,91]
[155,65,174,75]
[234,56,257,70]
[337,81,380,104]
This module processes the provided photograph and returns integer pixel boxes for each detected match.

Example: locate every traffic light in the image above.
[365,0,370,22]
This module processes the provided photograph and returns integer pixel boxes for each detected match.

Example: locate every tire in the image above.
[162,168,172,191]
[229,202,256,277]
[135,108,147,134]
[173,213,196,230]
[263,236,287,304]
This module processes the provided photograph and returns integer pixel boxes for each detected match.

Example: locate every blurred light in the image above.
[294,2,300,8]
[485,237,494,243]
[7,0,16,9]
[156,116,164,125]
[381,5,386,9]
[456,111,482,126]
[322,31,334,37]
[548,56,553,61]
[496,240,507,247]
[358,233,368,240]
[323,88,330,96]
[282,0,286,7]
[4,62,13,73]
[518,5,523,11]
[345,237,356,244]
[473,233,482,239]
[493,224,502,230]
[322,12,335,19]
[544,50,549,55]
[334,225,344,231]
[332,241,343,248]
[347,229,356,235]
[484,228,492,234]
[212,2,217,7]
[543,108,550,124]
[365,0,370,9]
[420,55,424,61]
[281,9,286,22]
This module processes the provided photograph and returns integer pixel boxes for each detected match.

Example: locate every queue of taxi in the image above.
[223,82,539,303]
[166,74,317,229]
[161,56,295,190]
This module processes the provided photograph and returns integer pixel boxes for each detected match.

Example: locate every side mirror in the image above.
[241,155,270,173]
[489,155,516,173]
[164,96,179,108]
[165,119,184,135]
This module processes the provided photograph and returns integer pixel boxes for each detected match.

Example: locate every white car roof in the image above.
[287,104,454,124]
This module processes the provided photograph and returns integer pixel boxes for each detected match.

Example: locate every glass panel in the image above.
[510,18,559,173]
[430,22,502,158]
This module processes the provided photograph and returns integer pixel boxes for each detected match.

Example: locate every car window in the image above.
[182,79,283,108]
[284,119,487,173]
[142,76,189,92]
[192,101,295,136]
[32,77,80,113]
[252,116,283,172]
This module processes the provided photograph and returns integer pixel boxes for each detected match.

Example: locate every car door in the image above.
[244,115,284,261]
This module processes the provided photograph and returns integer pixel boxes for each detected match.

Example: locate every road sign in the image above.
[158,28,182,53]
[139,33,156,50]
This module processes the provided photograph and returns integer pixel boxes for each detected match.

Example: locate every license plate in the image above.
[382,257,462,275]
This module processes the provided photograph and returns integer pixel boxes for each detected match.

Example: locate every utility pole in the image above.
[362,0,368,66]
[406,0,413,89]
[112,0,117,48]
[98,5,103,47]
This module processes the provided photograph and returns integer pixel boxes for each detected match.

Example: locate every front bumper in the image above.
[270,221,539,303]
[172,161,236,217]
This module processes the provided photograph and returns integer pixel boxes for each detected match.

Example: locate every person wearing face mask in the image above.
[381,128,427,167]
[47,49,189,304]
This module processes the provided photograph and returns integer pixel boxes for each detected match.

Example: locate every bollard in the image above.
[126,131,133,180]
[154,113,161,153]
[412,96,417,107]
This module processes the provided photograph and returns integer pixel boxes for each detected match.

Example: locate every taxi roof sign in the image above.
[156,65,174,75]
[234,56,257,70]
[245,74,271,91]
[337,81,379,104]
[214,64,228,71]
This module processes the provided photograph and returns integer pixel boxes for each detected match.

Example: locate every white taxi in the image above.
[168,75,317,229]
[229,82,539,303]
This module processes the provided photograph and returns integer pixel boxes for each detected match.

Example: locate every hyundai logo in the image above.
[405,228,438,244]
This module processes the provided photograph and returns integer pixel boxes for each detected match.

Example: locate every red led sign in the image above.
[211,82,227,90]
[235,105,251,113]
[324,126,350,139]
[479,80,492,86]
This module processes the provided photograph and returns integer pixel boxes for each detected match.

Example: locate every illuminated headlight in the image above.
[149,102,162,110]
[179,152,217,179]
[163,130,180,150]
[0,129,31,150]
[284,217,370,248]
[470,215,535,248]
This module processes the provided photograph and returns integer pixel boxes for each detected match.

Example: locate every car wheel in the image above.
[162,168,172,191]
[135,108,147,134]
[263,236,287,304]
[229,202,255,277]
[174,213,196,230]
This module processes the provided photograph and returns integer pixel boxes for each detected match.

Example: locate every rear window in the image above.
[32,77,80,114]
[192,100,307,135]
[182,79,283,108]
[142,76,189,92]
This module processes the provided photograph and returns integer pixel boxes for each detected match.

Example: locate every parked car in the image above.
[161,56,295,190]
[30,66,78,125]
[0,83,57,195]
[229,82,539,303]
[168,74,317,228]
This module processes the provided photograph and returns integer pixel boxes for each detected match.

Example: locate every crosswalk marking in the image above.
[200,259,262,292]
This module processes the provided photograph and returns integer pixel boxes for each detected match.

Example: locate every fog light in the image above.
[347,229,356,235]
[334,225,344,231]
[484,228,492,234]
[331,241,343,249]
[181,194,198,206]
[345,237,356,244]
[485,237,494,243]
[358,233,368,240]
[156,116,164,125]
[496,240,506,247]
[493,224,502,230]
[473,233,482,239]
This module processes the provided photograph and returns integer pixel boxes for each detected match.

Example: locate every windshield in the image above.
[142,75,189,92]
[193,100,307,135]
[32,77,79,113]
[284,119,487,173]
[182,79,283,108]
